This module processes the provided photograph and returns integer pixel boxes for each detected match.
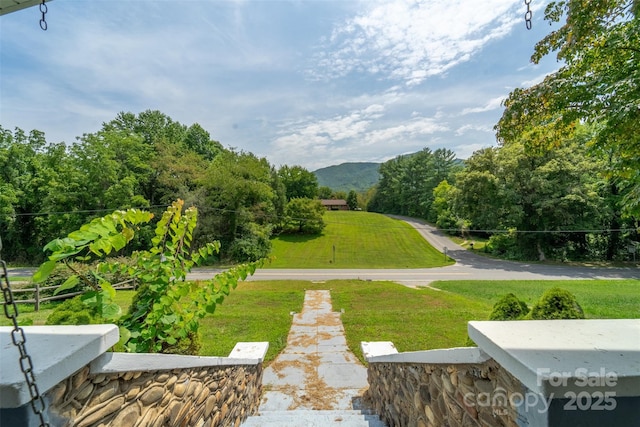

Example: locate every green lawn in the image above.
[199,281,308,362]
[203,280,492,363]
[433,280,640,319]
[328,280,491,362]
[4,279,638,365]
[269,211,453,268]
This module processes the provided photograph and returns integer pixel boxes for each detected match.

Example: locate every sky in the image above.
[0,0,561,170]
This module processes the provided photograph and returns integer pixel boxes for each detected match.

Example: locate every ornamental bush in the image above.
[489,293,529,320]
[46,296,103,325]
[528,287,585,320]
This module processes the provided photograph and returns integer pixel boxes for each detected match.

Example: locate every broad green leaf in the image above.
[32,260,56,283]
[118,327,131,348]
[48,248,82,261]
[88,223,113,238]
[102,303,122,321]
[160,314,177,325]
[81,292,98,305]
[247,263,257,275]
[122,227,134,242]
[101,218,118,234]
[43,238,65,253]
[99,282,117,299]
[237,267,248,281]
[89,238,112,256]
[53,275,80,295]
[109,234,127,251]
[68,230,100,242]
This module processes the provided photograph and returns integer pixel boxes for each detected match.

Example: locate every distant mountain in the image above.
[313,162,380,192]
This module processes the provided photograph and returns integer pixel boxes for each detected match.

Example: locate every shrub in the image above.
[528,287,585,320]
[161,330,202,355]
[489,293,529,320]
[228,223,272,262]
[46,296,103,325]
[435,209,458,231]
[487,230,519,259]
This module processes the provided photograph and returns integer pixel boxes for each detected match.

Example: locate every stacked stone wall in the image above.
[365,359,523,427]
[45,362,262,427]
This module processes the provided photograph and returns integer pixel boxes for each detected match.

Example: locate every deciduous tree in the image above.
[496,0,640,214]
[285,198,326,234]
[278,165,318,200]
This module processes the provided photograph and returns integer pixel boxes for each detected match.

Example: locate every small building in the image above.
[320,199,349,211]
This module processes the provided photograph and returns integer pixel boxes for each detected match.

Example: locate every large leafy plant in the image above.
[33,207,154,322]
[33,200,261,354]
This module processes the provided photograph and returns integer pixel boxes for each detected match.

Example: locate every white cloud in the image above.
[455,124,494,136]
[271,104,448,169]
[452,142,496,159]
[366,117,448,145]
[1,1,563,170]
[274,104,385,149]
[308,0,522,85]
[461,96,505,115]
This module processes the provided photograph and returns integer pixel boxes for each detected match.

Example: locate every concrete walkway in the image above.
[258,290,369,411]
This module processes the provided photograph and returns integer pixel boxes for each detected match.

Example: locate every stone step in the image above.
[241,410,387,427]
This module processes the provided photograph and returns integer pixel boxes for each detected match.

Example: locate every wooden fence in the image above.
[6,279,137,311]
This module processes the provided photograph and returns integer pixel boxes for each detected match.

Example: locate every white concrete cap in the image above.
[0,324,119,408]
[229,342,269,361]
[91,351,265,374]
[365,345,491,364]
[468,319,640,397]
[361,341,398,360]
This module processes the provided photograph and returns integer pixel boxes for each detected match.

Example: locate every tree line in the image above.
[0,110,324,263]
[368,130,637,261]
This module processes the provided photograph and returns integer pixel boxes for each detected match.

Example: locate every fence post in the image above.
[35,284,40,312]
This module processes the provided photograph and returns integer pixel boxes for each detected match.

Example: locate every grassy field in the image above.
[4,279,638,364]
[202,279,640,363]
[328,280,490,362]
[269,211,453,268]
[198,279,492,363]
[199,281,308,362]
[433,280,640,319]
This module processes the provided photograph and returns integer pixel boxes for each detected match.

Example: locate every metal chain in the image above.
[0,238,49,427]
[524,0,533,30]
[39,0,48,31]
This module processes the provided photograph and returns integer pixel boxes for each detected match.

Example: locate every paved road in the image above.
[8,216,640,285]
[229,215,639,286]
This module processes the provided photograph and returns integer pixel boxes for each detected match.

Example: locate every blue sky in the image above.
[1,0,560,170]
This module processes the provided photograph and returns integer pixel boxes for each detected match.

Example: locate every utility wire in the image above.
[5,206,637,234]
[8,205,171,217]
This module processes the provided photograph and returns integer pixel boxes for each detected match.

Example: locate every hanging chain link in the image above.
[39,0,48,31]
[524,0,533,30]
[0,238,49,427]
